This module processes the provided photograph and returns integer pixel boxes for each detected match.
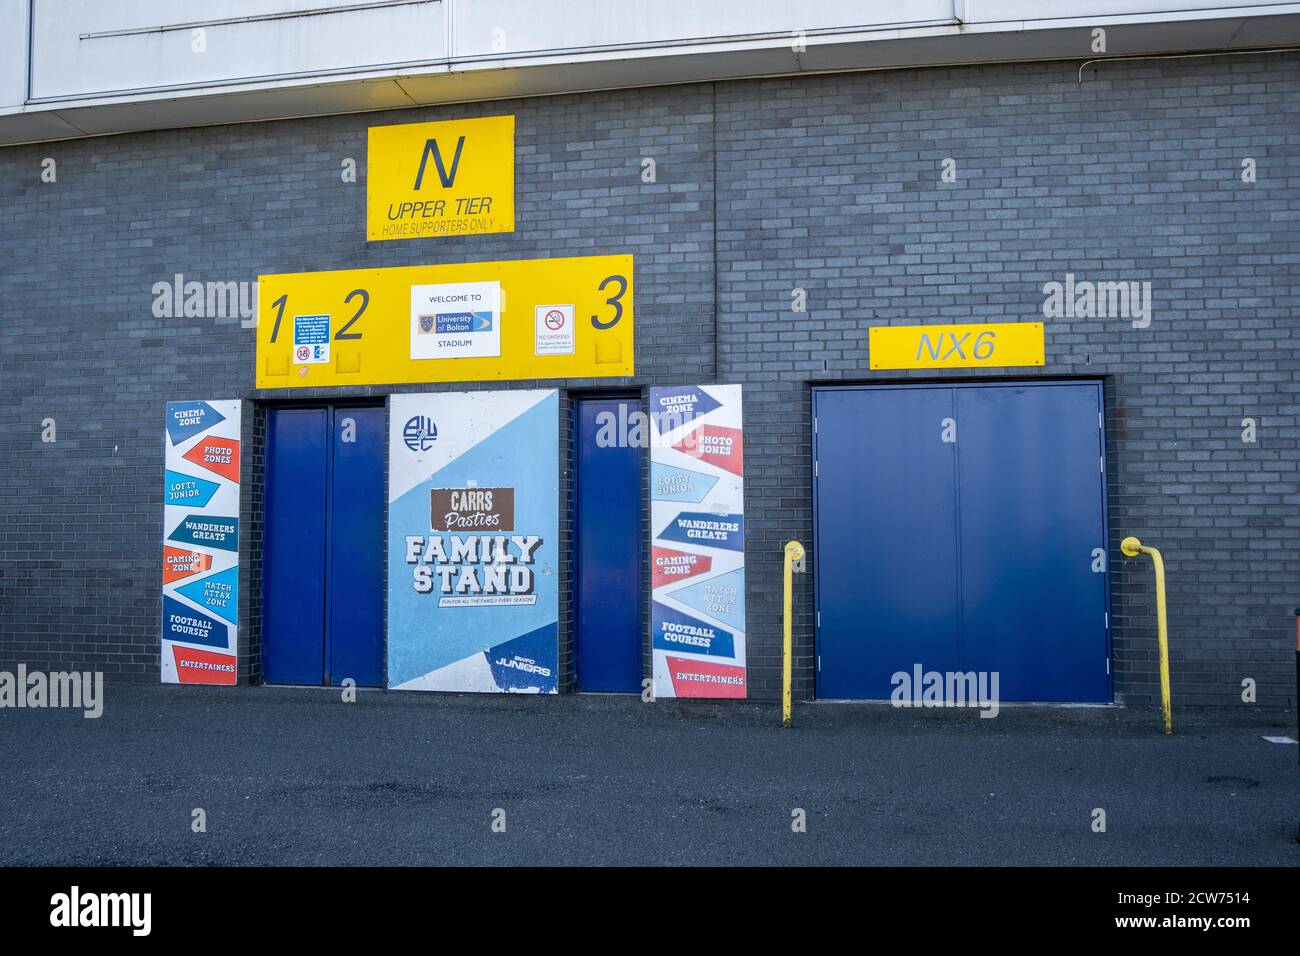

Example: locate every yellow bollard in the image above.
[782,540,805,728]
[1121,535,1172,735]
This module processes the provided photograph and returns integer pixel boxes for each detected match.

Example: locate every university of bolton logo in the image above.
[403,416,438,452]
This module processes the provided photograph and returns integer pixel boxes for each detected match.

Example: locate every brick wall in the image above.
[716,56,1299,707]
[0,54,1295,706]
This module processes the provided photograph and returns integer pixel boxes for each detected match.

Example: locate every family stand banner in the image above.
[649,385,746,698]
[162,401,241,685]
[387,390,559,693]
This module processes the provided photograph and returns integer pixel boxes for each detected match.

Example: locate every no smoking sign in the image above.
[534,303,575,355]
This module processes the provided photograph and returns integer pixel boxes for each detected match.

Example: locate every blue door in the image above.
[813,382,1110,702]
[954,384,1110,701]
[574,398,642,692]
[327,406,385,687]
[263,408,328,685]
[263,404,385,687]
[813,387,960,699]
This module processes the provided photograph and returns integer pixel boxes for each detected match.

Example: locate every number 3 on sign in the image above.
[592,274,627,329]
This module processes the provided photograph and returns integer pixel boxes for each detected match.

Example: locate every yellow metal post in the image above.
[1121,535,1172,735]
[782,540,805,728]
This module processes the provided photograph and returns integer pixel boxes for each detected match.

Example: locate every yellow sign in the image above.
[256,255,633,388]
[869,322,1045,370]
[367,115,514,241]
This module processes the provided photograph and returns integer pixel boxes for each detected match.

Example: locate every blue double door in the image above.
[263,404,385,687]
[573,398,642,692]
[813,382,1110,702]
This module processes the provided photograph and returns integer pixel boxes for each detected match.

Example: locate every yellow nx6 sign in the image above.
[256,255,633,388]
[869,322,1045,370]
[367,115,514,241]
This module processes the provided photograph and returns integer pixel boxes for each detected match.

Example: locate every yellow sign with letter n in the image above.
[256,255,633,389]
[367,115,514,241]
[869,322,1045,370]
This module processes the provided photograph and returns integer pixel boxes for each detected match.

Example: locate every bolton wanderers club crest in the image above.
[402,416,438,452]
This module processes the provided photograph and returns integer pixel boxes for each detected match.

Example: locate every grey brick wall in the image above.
[240,401,263,685]
[0,54,1295,707]
[715,55,1300,708]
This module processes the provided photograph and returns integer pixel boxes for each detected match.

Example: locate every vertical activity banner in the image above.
[387,390,559,693]
[162,401,241,685]
[650,386,746,698]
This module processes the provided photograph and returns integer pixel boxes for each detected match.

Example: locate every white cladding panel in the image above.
[0,0,30,110]
[29,0,445,100]
[450,0,952,57]
[3,0,1296,144]
[976,0,1282,18]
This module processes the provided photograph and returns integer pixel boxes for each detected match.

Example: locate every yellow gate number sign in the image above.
[256,254,633,389]
[367,115,514,241]
[869,322,1045,370]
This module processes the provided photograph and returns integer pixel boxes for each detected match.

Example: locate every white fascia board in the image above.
[3,5,1299,146]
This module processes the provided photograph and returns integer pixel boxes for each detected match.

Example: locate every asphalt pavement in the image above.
[1,684,1296,866]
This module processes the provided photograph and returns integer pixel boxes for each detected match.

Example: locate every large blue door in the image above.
[954,384,1109,701]
[813,382,1110,702]
[263,404,385,687]
[328,406,385,687]
[574,398,642,692]
[263,408,329,685]
[813,387,960,699]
